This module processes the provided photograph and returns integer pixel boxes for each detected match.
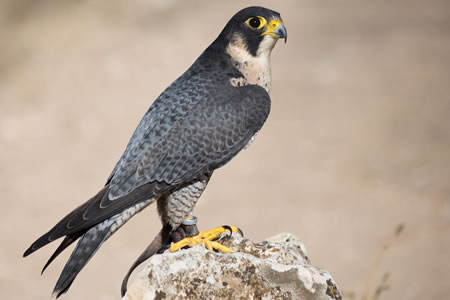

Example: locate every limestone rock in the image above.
[124,232,341,300]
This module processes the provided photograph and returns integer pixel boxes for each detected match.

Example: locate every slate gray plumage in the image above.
[24,6,286,297]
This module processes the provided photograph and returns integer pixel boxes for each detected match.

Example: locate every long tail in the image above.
[52,199,153,298]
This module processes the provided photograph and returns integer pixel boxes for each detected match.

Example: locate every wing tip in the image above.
[23,247,33,257]
[23,232,54,258]
[23,239,45,257]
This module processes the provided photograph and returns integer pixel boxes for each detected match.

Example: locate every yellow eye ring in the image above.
[245,16,266,30]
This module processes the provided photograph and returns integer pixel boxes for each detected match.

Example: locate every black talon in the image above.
[221,225,243,237]
[222,225,233,234]
[219,225,234,241]
[237,227,244,237]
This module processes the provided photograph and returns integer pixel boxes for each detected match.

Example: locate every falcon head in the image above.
[208,7,286,93]
[218,6,287,57]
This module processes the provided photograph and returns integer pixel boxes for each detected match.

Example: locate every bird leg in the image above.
[170,222,243,253]
[170,216,200,243]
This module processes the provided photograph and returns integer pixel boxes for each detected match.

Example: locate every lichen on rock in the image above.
[124,232,341,300]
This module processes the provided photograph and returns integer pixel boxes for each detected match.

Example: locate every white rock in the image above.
[124,232,341,300]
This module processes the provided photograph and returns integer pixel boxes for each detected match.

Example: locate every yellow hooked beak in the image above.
[262,18,287,43]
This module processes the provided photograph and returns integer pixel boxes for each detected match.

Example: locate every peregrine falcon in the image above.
[24,6,287,297]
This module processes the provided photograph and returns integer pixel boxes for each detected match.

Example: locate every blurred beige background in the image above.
[1,0,449,299]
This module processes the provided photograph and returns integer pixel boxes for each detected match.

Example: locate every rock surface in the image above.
[124,232,341,300]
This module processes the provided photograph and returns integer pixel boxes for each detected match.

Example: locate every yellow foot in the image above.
[170,225,240,253]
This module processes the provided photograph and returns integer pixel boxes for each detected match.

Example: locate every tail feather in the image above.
[41,231,86,275]
[53,218,112,297]
[52,198,154,297]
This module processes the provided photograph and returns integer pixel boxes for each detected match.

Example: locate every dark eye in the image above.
[248,17,260,29]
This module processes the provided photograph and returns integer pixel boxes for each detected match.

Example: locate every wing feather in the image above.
[108,83,270,199]
[25,74,270,258]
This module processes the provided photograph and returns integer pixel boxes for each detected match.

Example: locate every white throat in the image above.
[226,35,278,93]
